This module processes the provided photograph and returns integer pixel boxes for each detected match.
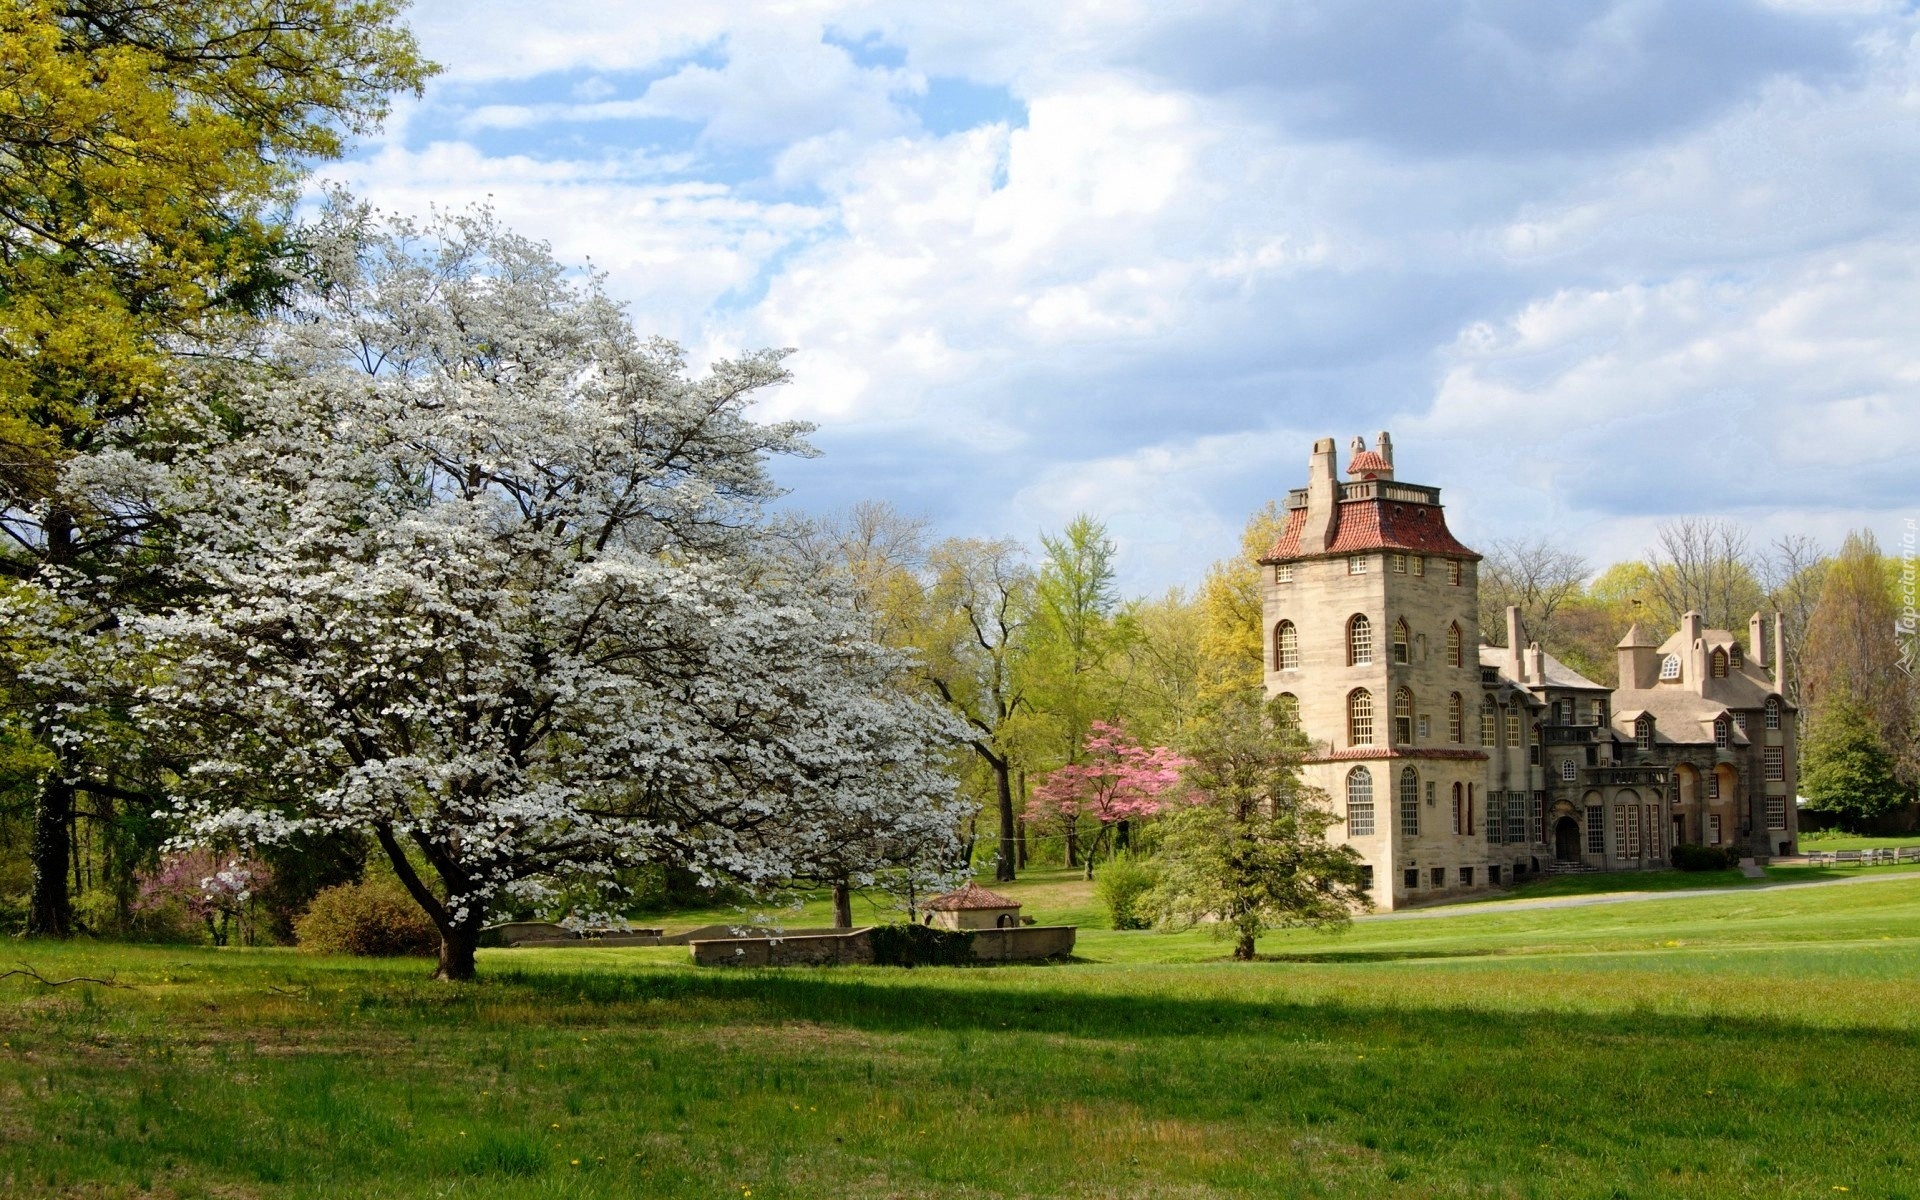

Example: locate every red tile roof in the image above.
[1261,499,1479,562]
[1346,450,1392,475]
[924,882,1020,911]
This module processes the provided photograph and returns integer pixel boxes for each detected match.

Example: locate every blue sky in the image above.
[331,0,1920,595]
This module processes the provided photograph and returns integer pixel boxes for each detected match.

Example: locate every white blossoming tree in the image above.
[129,200,967,979]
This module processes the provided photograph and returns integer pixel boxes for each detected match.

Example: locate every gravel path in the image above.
[1359,868,1920,922]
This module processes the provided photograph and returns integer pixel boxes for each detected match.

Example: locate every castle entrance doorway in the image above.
[1554,817,1581,862]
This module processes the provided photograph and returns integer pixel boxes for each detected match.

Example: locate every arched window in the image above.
[1346,768,1375,836]
[1636,714,1655,750]
[1446,622,1462,667]
[1399,767,1420,837]
[1714,715,1730,749]
[1560,759,1576,782]
[1394,687,1415,743]
[1480,696,1496,746]
[1348,689,1374,746]
[1765,697,1781,730]
[1711,648,1728,678]
[1448,692,1464,743]
[1274,693,1300,729]
[1660,654,1681,681]
[1392,619,1410,664]
[1730,642,1743,670]
[1348,615,1373,666]
[1274,620,1299,670]
[1451,782,1463,833]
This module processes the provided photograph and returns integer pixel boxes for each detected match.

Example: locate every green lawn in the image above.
[1797,833,1920,851]
[6,876,1920,1198]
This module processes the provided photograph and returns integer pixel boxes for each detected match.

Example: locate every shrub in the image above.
[295,880,440,956]
[1095,856,1158,929]
[868,923,975,967]
[1671,843,1734,872]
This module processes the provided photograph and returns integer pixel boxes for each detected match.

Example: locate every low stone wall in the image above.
[479,921,665,948]
[690,924,1077,967]
[690,928,876,967]
[969,924,1076,963]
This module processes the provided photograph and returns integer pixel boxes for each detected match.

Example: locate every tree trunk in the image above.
[993,756,1017,883]
[1064,820,1079,869]
[27,769,75,937]
[435,924,480,982]
[832,882,853,929]
[1234,932,1257,961]
[1015,817,1028,869]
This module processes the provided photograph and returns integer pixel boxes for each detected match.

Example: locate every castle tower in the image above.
[1259,433,1487,909]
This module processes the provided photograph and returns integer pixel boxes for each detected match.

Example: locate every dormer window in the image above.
[1729,643,1743,670]
[1636,715,1655,750]
[1711,648,1728,678]
[1659,655,1681,681]
[1765,697,1781,730]
[1714,716,1730,749]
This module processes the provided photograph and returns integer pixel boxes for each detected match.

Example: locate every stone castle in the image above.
[1259,433,1798,909]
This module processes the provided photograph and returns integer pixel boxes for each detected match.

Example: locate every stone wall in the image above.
[969,925,1076,962]
[689,924,1078,967]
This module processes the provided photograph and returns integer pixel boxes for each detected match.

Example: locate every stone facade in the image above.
[1260,433,1798,910]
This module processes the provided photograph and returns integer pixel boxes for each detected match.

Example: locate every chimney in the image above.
[1682,611,1705,687]
[1375,430,1393,468]
[1506,606,1525,681]
[1302,438,1339,552]
[1525,643,1544,686]
[1749,612,1767,669]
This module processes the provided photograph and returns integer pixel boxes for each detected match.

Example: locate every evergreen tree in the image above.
[1802,692,1905,830]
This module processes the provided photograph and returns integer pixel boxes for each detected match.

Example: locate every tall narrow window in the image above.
[1448,693,1464,743]
[1487,792,1505,844]
[1448,560,1462,586]
[1348,615,1373,666]
[1346,768,1375,836]
[1466,783,1475,835]
[1766,795,1786,829]
[1729,643,1743,670]
[1481,698,1496,746]
[1274,620,1299,670]
[1446,622,1462,668]
[1412,556,1426,577]
[1765,747,1784,781]
[1711,648,1728,678]
[1506,710,1521,748]
[1560,759,1576,782]
[1394,687,1415,743]
[1709,813,1722,844]
[1392,553,1408,574]
[1627,804,1641,857]
[1587,806,1606,855]
[1348,689,1375,746]
[1508,793,1527,843]
[1275,693,1300,729]
[1400,767,1420,837]
[1708,770,1720,800]
[1591,698,1607,726]
[1765,697,1781,730]
[1636,715,1654,750]
[1451,782,1463,834]
[1392,619,1410,664]
[1615,805,1628,858]
[1714,716,1730,749]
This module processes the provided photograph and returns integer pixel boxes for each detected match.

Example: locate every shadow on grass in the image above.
[470,960,1920,1053]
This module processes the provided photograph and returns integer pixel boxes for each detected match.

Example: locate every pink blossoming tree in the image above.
[1027,722,1186,878]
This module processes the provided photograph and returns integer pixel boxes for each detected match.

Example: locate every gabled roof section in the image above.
[1616,623,1657,649]
[1347,449,1392,475]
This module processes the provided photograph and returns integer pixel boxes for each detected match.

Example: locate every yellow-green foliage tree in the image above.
[1,0,430,936]
[1195,502,1287,698]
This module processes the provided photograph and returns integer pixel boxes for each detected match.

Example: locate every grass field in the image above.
[1798,833,1920,851]
[6,875,1920,1198]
